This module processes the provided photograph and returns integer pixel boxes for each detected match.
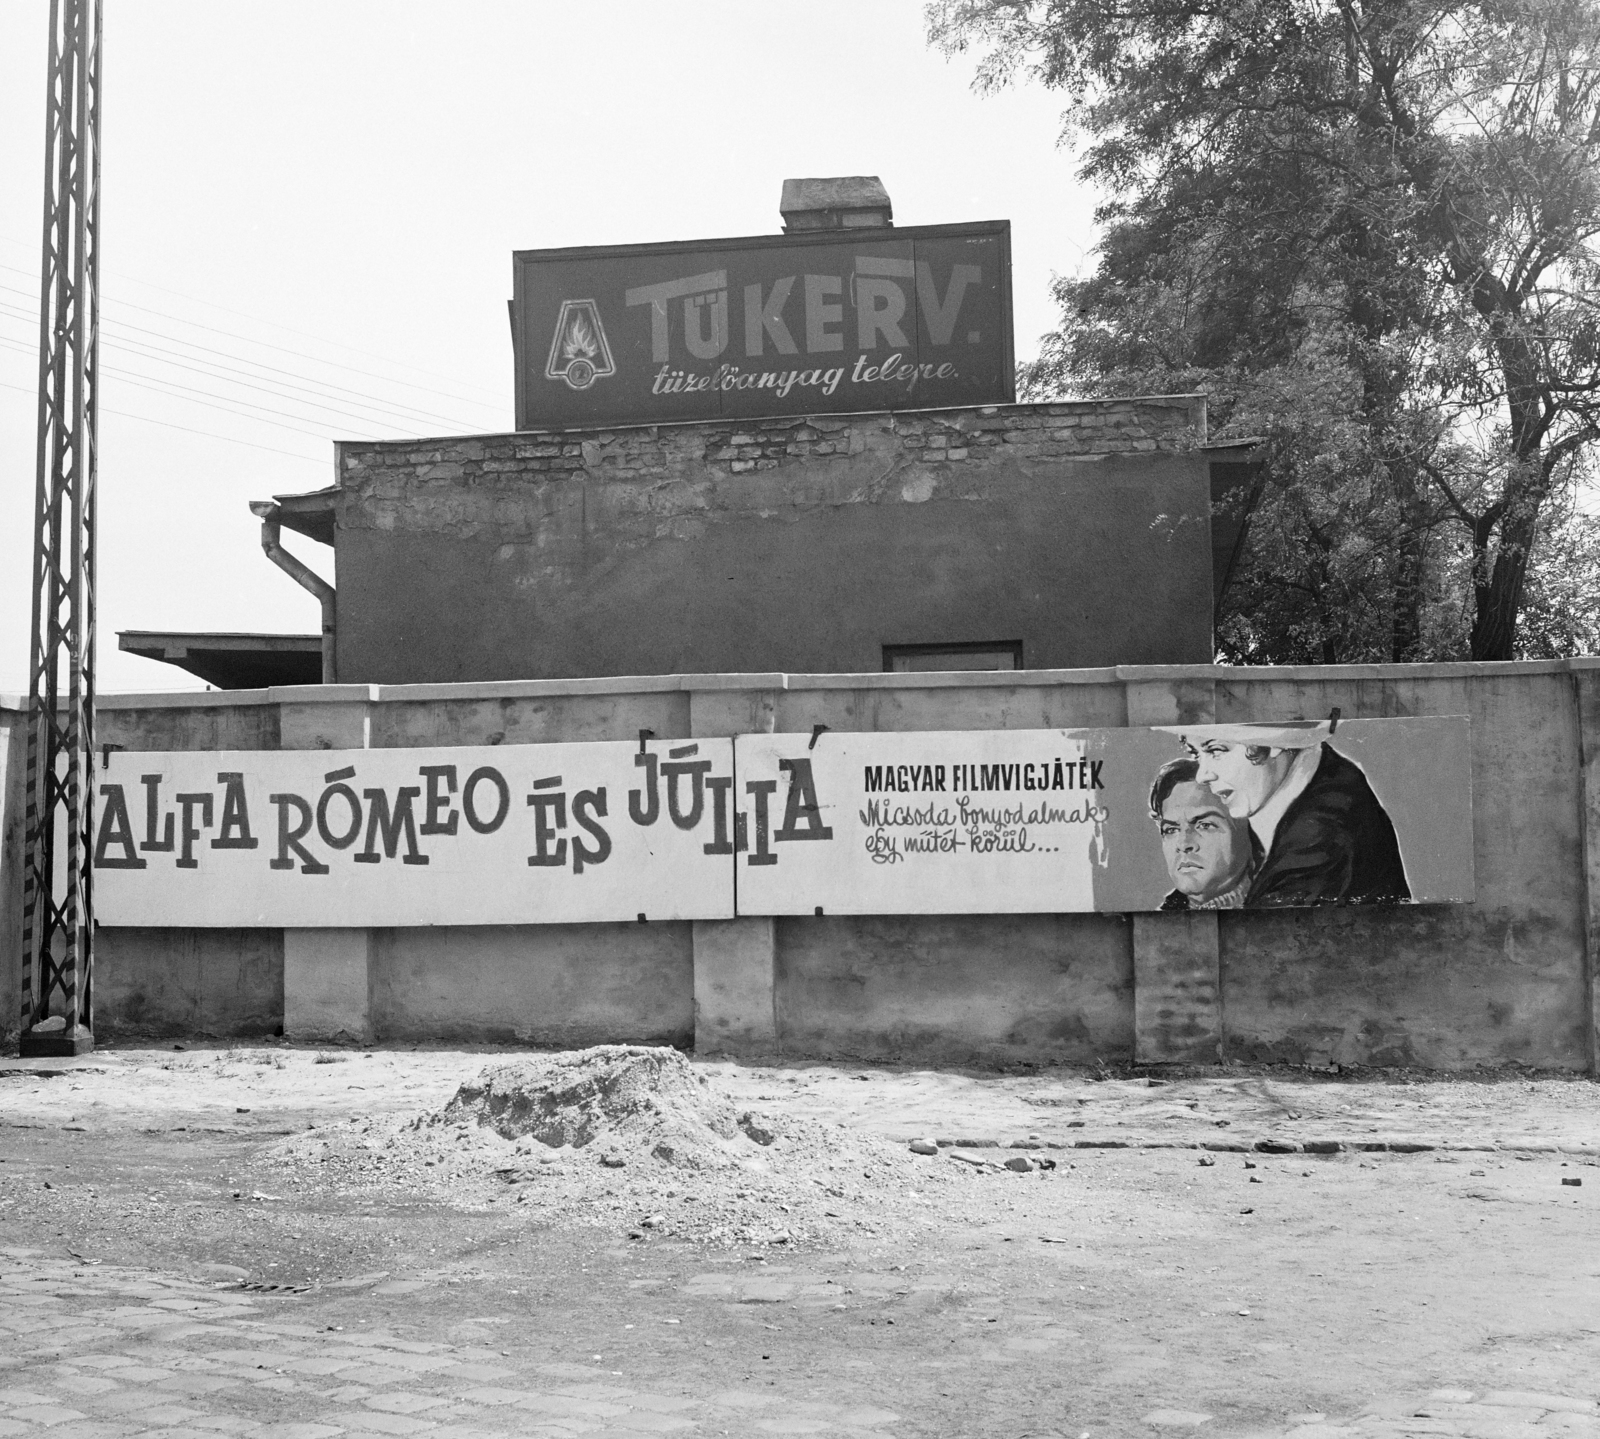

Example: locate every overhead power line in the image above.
[0,250,505,413]
[0,375,324,464]
[0,331,355,443]
[0,309,433,439]
[100,321,475,432]
[0,301,444,435]
[0,284,484,434]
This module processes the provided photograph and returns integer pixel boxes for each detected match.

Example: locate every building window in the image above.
[883,641,1023,673]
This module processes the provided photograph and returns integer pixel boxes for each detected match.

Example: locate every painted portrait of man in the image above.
[1148,758,1253,911]
[1157,720,1411,907]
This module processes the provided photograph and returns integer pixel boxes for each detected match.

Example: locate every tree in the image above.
[930,0,1600,660]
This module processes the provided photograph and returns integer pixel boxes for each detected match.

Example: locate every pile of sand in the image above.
[434,1045,776,1169]
[257,1045,970,1249]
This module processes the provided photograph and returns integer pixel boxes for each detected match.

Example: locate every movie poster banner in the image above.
[734,718,1474,916]
[92,718,1474,925]
[93,740,738,927]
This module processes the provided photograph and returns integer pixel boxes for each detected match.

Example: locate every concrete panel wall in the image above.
[99,697,281,754]
[333,399,1214,685]
[772,673,1130,733]
[369,922,693,1047]
[95,927,283,1040]
[367,686,693,749]
[7,659,1600,1070]
[775,914,1134,1065]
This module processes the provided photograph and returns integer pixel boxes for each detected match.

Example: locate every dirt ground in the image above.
[2,1044,1599,1439]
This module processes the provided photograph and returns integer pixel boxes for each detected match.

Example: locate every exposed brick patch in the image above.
[335,398,1207,539]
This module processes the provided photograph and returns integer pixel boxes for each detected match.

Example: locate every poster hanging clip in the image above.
[809,724,829,751]
[1328,707,1341,735]
[637,728,654,754]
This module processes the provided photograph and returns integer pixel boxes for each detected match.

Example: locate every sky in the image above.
[0,1,1098,697]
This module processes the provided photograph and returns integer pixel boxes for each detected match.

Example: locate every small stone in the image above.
[1197,1156,1215,1167]
[1249,1176,1262,1184]
[1004,1155,1036,1172]
[739,1113,777,1146]
[1562,1177,1582,1187]
[600,1153,626,1169]
[1243,1161,1258,1170]
[1303,1140,1342,1154]
[641,1214,665,1228]
[909,1139,939,1156]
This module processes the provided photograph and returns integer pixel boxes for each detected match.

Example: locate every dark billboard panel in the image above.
[512,222,1013,430]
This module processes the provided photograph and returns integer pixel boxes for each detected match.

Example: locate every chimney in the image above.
[779,176,893,233]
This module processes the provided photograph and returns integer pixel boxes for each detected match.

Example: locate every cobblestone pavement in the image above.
[0,1246,907,1439]
[3,1246,1598,1439]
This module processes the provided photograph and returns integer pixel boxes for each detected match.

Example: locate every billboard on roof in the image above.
[511,221,1013,430]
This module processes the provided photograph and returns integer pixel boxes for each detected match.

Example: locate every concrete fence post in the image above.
[1123,675,1222,1064]
[688,680,783,1057]
[275,686,376,1044]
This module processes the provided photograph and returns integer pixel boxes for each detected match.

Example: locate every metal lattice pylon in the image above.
[21,0,102,1059]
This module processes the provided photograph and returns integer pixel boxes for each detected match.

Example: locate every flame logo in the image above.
[563,312,599,362]
[545,299,614,391]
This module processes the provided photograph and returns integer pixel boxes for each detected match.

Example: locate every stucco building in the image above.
[124,394,1252,687]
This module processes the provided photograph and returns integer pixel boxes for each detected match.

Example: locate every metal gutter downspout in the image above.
[249,500,336,683]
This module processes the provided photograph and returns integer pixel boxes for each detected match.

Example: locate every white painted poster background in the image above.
[94,741,738,926]
[736,731,1106,916]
